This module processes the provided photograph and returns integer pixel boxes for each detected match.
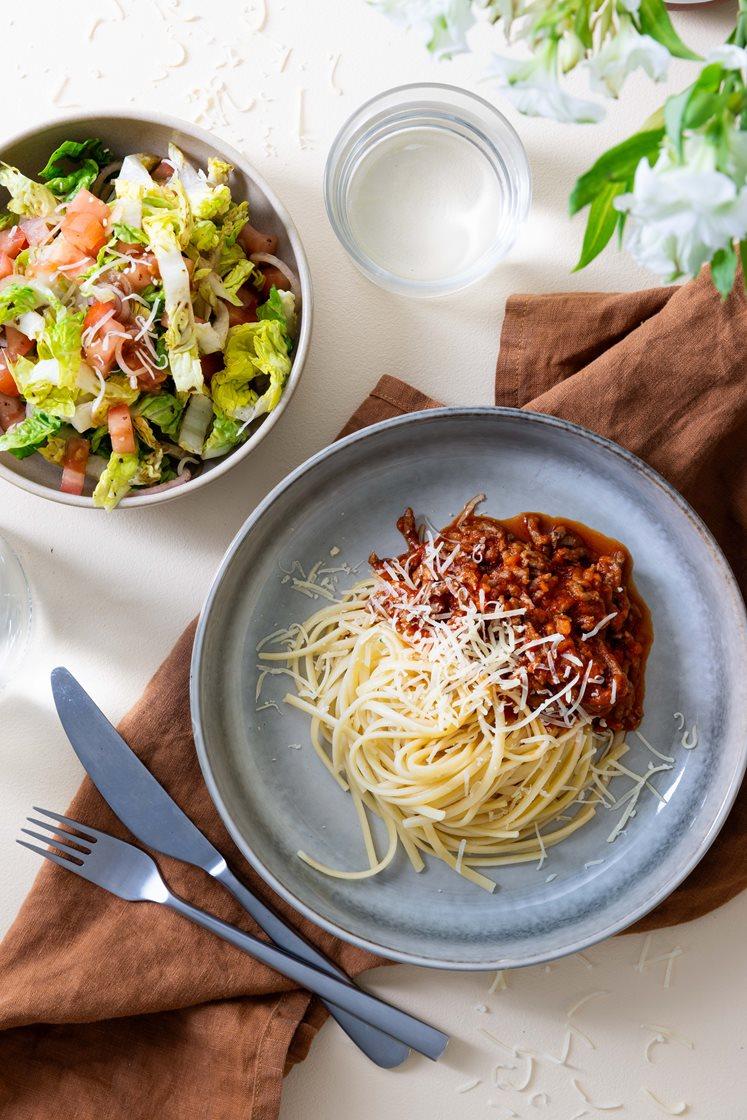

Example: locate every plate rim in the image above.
[191,406,747,969]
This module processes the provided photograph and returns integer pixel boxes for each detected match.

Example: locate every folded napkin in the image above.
[1,270,744,1120]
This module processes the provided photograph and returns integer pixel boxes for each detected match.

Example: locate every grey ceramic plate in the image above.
[192,408,747,969]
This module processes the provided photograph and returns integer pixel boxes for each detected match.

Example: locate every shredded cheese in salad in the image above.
[0,138,300,508]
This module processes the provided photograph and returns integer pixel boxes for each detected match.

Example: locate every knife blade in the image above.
[50,667,422,1067]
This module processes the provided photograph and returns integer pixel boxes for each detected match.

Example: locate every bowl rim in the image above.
[0,108,313,509]
[191,405,747,969]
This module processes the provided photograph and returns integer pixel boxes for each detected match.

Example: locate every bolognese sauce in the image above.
[371,503,652,732]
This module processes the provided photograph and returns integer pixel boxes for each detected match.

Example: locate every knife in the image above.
[50,667,426,1067]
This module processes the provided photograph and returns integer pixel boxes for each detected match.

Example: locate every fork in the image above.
[18,808,449,1061]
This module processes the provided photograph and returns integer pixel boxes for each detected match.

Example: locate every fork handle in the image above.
[165,892,448,1061]
[213,865,410,1069]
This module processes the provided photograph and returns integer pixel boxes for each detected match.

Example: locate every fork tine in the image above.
[31,807,99,843]
[17,838,81,871]
[26,816,93,852]
[21,827,87,861]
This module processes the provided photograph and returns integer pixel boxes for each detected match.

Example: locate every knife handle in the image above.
[212,864,412,1068]
[165,891,448,1061]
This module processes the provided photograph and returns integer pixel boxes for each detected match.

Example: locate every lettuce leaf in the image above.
[0,410,61,458]
[257,287,296,342]
[0,163,58,217]
[220,201,249,246]
[132,448,163,486]
[190,219,220,252]
[92,451,139,510]
[203,411,246,459]
[89,373,140,424]
[168,145,231,221]
[38,139,113,200]
[136,392,184,439]
[144,215,201,393]
[10,357,77,418]
[112,222,149,245]
[0,284,46,326]
[211,319,290,422]
[38,307,84,386]
[207,158,232,186]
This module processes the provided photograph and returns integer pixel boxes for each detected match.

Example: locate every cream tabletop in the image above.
[1,1,744,1116]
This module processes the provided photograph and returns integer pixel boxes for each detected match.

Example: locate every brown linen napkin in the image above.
[1,269,744,1119]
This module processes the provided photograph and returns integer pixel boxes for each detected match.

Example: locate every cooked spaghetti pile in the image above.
[258,501,657,891]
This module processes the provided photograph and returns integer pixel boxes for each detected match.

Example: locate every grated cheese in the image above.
[572,1079,623,1110]
[455,1078,481,1094]
[580,612,617,640]
[642,1088,688,1115]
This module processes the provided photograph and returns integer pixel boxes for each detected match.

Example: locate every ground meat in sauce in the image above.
[370,507,652,732]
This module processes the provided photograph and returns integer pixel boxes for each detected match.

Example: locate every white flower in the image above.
[586,18,670,97]
[369,0,476,58]
[706,44,747,72]
[488,53,604,123]
[617,0,641,13]
[615,136,747,279]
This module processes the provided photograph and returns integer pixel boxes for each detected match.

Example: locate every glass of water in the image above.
[0,536,31,692]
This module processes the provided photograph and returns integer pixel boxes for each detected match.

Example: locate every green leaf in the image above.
[573,181,627,271]
[637,0,701,61]
[112,222,149,245]
[570,128,664,215]
[0,212,16,231]
[665,63,725,159]
[38,138,113,200]
[740,241,747,291]
[0,410,61,458]
[711,243,738,299]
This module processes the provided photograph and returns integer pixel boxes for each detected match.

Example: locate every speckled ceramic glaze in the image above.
[0,110,312,508]
[191,409,747,969]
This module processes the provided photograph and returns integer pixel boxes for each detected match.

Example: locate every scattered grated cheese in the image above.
[580,612,617,640]
[479,1026,515,1053]
[545,873,558,883]
[530,1092,550,1107]
[328,51,343,95]
[642,1088,688,1115]
[572,1079,623,1110]
[673,712,685,731]
[681,724,698,750]
[545,1029,573,1067]
[455,1078,481,1094]
[474,1004,489,1014]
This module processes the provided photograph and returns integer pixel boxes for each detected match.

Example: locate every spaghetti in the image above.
[258,499,654,890]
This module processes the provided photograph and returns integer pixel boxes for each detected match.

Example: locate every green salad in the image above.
[0,139,299,508]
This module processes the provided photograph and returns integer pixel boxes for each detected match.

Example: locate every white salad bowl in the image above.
[0,110,312,508]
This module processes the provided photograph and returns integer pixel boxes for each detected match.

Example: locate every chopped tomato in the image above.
[226,287,258,327]
[0,327,33,397]
[62,211,107,256]
[5,325,34,359]
[0,392,25,431]
[0,253,14,281]
[19,217,52,246]
[238,223,278,255]
[120,252,160,292]
[258,266,291,298]
[31,235,93,279]
[0,226,28,259]
[152,160,174,183]
[108,404,136,454]
[65,188,110,223]
[117,338,168,390]
[60,436,90,496]
[200,352,223,384]
[0,360,18,397]
[84,301,116,331]
[83,302,127,375]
